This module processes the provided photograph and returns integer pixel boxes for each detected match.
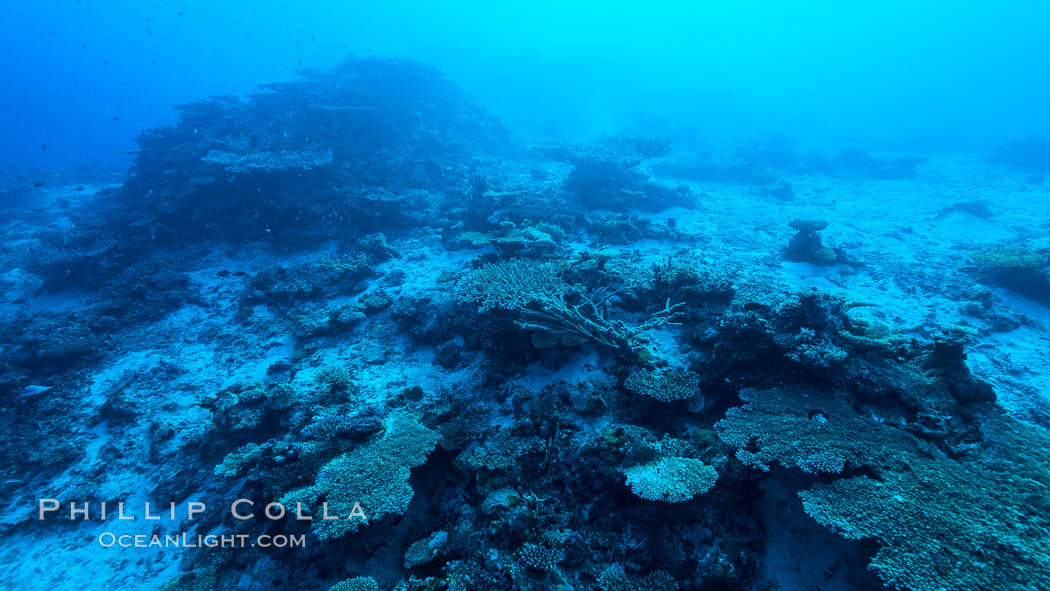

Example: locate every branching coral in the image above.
[458,258,683,353]
[597,564,679,591]
[516,541,563,572]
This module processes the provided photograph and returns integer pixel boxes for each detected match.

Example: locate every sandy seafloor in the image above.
[0,153,1047,590]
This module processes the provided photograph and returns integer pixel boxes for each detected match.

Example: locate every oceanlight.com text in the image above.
[97,532,307,549]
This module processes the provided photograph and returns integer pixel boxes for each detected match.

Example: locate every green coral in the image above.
[622,456,717,502]
[480,488,521,514]
[623,367,700,402]
[971,246,1047,269]
[281,411,440,540]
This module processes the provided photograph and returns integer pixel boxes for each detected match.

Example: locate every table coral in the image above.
[280,411,440,539]
[622,456,718,502]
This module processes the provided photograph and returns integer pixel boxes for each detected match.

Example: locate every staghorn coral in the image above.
[458,258,682,353]
[280,411,440,540]
[621,456,718,502]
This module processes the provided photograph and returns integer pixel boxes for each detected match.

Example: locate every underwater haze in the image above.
[2,3,1050,591]
[4,0,1050,168]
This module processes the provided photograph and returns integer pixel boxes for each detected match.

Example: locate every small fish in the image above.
[40,143,47,150]
[112,116,120,121]
[33,181,43,188]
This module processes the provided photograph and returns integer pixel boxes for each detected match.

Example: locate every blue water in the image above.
[4,1,1050,169]
[1,3,1049,591]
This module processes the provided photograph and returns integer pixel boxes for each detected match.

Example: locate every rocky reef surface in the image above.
[1,57,1049,591]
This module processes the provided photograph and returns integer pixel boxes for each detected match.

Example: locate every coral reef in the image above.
[534,137,682,211]
[623,367,701,402]
[785,218,840,264]
[971,246,1050,304]
[458,258,683,353]
[622,456,718,502]
[281,411,440,539]
[3,56,1049,591]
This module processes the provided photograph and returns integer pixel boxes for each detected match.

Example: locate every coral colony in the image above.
[2,56,1050,591]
